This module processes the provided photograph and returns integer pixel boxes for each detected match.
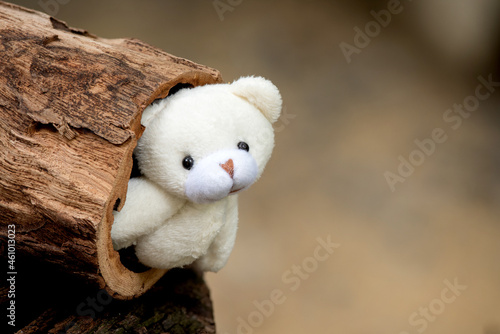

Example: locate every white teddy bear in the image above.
[111,76,282,272]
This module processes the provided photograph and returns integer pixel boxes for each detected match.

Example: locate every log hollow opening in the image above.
[115,82,195,274]
[97,79,213,300]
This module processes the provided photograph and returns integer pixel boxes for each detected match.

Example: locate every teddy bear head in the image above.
[135,76,282,204]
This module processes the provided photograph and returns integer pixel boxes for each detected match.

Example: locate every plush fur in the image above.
[111,76,282,271]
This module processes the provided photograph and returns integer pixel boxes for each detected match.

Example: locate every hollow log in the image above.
[0,1,222,299]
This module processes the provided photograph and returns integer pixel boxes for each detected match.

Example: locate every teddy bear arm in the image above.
[194,196,239,272]
[111,177,185,250]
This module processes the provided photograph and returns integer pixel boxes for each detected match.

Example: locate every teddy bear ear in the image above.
[229,76,282,124]
[140,100,164,127]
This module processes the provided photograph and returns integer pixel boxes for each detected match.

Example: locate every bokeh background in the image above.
[8,0,500,333]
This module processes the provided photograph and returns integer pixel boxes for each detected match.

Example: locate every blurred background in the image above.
[9,0,500,333]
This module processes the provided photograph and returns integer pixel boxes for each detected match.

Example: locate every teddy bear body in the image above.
[111,77,282,272]
[137,194,237,271]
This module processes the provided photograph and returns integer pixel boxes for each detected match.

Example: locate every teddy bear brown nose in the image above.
[220,159,234,178]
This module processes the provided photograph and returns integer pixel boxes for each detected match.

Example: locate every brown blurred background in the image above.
[8,0,500,333]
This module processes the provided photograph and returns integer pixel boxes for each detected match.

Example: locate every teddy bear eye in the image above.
[237,141,249,152]
[182,156,194,170]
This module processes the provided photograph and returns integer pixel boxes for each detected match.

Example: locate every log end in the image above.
[97,71,223,300]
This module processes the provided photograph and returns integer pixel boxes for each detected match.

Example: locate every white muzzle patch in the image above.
[185,149,258,203]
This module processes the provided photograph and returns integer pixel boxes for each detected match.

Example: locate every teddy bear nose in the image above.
[220,159,234,178]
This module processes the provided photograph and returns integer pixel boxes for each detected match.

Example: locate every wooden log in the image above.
[0,1,222,299]
[1,253,215,333]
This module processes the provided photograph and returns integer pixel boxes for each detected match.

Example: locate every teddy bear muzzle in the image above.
[184,149,258,204]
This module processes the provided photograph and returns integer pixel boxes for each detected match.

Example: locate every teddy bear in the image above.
[111,76,282,272]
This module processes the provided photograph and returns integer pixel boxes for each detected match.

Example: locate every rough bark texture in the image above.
[0,1,223,299]
[0,253,215,333]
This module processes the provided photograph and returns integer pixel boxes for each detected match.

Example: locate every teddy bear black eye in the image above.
[237,141,249,152]
[182,156,194,170]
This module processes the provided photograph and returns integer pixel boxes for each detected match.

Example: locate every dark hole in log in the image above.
[118,246,151,273]
[113,198,121,211]
[118,82,194,272]
[129,153,142,179]
[167,82,193,96]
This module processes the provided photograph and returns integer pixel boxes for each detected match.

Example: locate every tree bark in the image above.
[1,254,215,333]
[0,1,222,299]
